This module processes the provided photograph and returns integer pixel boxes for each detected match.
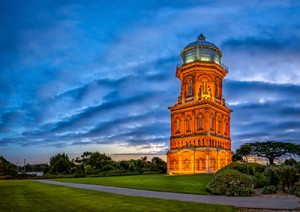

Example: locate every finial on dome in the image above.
[197,33,206,40]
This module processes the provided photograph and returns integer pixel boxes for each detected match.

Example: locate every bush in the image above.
[102,165,115,172]
[294,182,300,197]
[226,184,255,196]
[207,169,255,195]
[284,158,298,166]
[277,166,299,192]
[261,185,277,194]
[264,166,280,186]
[254,172,269,188]
[218,162,265,175]
[295,189,300,197]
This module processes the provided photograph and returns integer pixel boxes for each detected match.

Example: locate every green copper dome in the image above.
[181,34,222,65]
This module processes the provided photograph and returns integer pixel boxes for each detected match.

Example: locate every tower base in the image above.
[167,147,232,174]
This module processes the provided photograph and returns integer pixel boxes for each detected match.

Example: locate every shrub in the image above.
[218,162,264,175]
[261,185,277,194]
[264,166,280,186]
[207,169,255,195]
[102,165,115,172]
[105,169,127,176]
[294,181,300,197]
[295,189,300,197]
[277,166,299,192]
[284,158,298,166]
[226,184,255,196]
[254,172,269,188]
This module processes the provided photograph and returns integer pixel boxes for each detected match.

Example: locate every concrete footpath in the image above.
[36,180,300,210]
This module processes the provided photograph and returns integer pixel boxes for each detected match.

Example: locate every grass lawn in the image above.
[54,174,213,195]
[0,180,236,212]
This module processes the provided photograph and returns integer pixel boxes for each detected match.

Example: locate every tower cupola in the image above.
[180,33,222,65]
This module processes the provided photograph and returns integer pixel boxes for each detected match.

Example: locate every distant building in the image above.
[18,172,44,176]
[167,34,233,174]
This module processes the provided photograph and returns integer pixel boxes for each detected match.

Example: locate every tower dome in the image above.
[181,34,222,65]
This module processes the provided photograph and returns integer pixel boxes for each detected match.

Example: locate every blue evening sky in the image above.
[1,0,300,164]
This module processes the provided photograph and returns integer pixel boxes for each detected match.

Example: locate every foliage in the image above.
[0,156,18,178]
[277,166,299,192]
[237,141,300,165]
[284,158,298,166]
[254,172,269,188]
[294,181,300,197]
[236,144,252,161]
[49,153,72,174]
[151,157,167,173]
[232,154,242,162]
[264,166,280,186]
[218,162,264,175]
[0,180,236,212]
[74,153,167,175]
[261,185,277,194]
[86,152,112,172]
[226,183,255,197]
[207,169,255,195]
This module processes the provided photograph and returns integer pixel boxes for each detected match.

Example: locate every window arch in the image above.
[174,118,181,134]
[224,120,228,135]
[210,114,215,131]
[185,77,194,97]
[185,116,192,132]
[217,117,222,133]
[197,113,204,130]
[215,77,222,99]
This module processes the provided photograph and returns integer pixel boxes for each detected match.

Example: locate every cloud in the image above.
[225,80,300,148]
[1,1,300,162]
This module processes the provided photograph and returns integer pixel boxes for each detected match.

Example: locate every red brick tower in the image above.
[167,34,232,174]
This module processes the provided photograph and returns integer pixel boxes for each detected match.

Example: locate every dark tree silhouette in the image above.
[236,141,300,165]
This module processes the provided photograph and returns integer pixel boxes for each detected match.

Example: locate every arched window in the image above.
[185,116,192,132]
[210,114,215,131]
[197,113,203,130]
[183,159,191,170]
[175,118,181,134]
[217,117,222,133]
[215,82,219,98]
[211,158,216,171]
[185,78,194,97]
[215,80,221,100]
[224,120,228,135]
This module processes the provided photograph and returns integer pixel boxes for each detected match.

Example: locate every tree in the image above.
[232,154,243,162]
[0,156,17,177]
[0,158,5,176]
[49,153,72,174]
[236,144,252,162]
[75,151,92,164]
[87,152,112,171]
[236,141,300,165]
[151,157,167,173]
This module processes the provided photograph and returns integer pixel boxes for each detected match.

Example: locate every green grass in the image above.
[0,180,236,212]
[54,174,213,195]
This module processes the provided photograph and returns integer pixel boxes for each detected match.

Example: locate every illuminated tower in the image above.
[167,34,232,174]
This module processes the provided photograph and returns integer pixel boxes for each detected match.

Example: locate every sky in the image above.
[1,0,300,164]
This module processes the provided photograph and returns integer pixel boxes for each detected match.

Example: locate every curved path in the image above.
[36,180,300,210]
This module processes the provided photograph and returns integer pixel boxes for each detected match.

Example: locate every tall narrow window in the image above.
[186,79,193,97]
[215,83,219,98]
[175,118,181,134]
[197,113,203,130]
[218,118,222,133]
[186,116,191,132]
[224,121,228,135]
[210,114,214,131]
